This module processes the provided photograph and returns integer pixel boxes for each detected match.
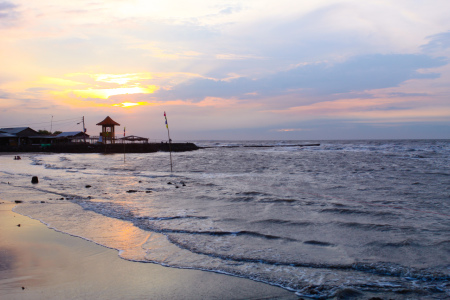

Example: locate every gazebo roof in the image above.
[119,135,148,142]
[96,116,120,126]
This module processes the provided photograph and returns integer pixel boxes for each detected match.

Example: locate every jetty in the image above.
[202,143,320,149]
[0,116,199,153]
[0,142,199,153]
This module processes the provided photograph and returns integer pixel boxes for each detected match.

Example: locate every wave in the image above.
[251,218,315,227]
[260,198,298,203]
[135,222,297,242]
[164,231,450,283]
[136,215,208,221]
[335,221,418,233]
[320,207,399,217]
[365,239,421,248]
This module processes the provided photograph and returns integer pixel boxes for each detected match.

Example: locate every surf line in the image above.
[284,188,450,218]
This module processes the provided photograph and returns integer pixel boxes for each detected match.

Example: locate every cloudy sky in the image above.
[1,0,449,140]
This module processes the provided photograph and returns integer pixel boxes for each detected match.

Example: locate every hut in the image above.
[96,116,120,144]
[0,127,41,146]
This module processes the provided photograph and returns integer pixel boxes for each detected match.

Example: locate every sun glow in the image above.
[113,102,150,108]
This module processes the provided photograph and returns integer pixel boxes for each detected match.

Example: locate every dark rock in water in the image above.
[167,182,173,185]
[85,185,92,188]
[17,224,21,227]
[14,200,22,203]
[334,288,362,299]
[145,191,152,193]
[139,181,142,183]
[175,185,179,188]
[41,201,45,203]
[304,240,335,247]
[126,190,138,193]
[60,198,64,200]
[31,176,39,184]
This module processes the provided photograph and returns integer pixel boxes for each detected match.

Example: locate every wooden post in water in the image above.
[123,126,126,163]
[164,111,173,172]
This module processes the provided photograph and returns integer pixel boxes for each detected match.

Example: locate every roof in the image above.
[119,135,149,141]
[0,133,15,138]
[0,127,31,134]
[0,127,40,137]
[56,131,89,138]
[96,116,120,126]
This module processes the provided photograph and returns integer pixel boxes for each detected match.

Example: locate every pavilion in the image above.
[96,116,120,144]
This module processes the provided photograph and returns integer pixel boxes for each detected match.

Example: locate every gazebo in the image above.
[96,116,120,144]
[119,135,149,144]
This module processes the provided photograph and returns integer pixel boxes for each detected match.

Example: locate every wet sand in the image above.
[0,202,297,300]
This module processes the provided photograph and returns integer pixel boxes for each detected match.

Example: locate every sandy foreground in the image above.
[0,202,297,300]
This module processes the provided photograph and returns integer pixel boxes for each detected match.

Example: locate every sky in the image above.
[1,0,450,141]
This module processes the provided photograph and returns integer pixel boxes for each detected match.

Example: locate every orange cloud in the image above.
[37,76,85,86]
[70,86,159,99]
[269,94,450,123]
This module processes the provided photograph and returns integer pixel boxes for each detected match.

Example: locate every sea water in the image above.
[1,140,449,299]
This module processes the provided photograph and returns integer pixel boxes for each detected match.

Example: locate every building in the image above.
[0,127,41,146]
[55,131,90,143]
[0,127,92,146]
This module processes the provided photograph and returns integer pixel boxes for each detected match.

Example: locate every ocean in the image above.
[1,140,449,299]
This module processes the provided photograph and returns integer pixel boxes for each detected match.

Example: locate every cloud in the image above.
[216,53,264,60]
[218,6,240,15]
[0,1,19,27]
[155,76,254,101]
[0,89,12,99]
[272,128,312,132]
[154,53,447,101]
[264,54,446,94]
[421,31,450,53]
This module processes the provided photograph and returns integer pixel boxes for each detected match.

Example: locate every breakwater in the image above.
[0,142,199,153]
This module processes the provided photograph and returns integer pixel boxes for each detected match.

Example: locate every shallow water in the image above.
[1,140,450,299]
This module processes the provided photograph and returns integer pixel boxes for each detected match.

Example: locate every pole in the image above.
[164,111,173,173]
[82,116,87,144]
[50,115,53,134]
[123,126,126,163]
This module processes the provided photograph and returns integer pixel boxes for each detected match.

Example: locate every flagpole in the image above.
[164,112,173,173]
[82,116,87,144]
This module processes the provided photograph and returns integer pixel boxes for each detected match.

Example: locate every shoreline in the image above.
[0,201,297,300]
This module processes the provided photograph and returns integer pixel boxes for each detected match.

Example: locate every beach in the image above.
[0,202,297,300]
